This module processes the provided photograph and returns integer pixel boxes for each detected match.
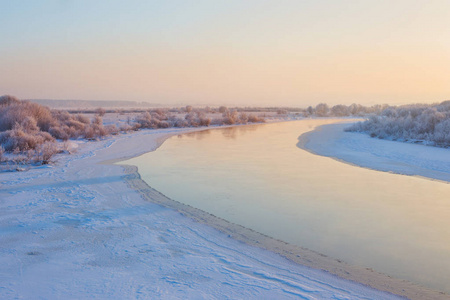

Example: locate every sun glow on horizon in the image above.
[1,0,449,106]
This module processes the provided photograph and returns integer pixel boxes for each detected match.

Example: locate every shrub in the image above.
[158,121,170,128]
[0,101,52,132]
[248,114,265,123]
[0,95,20,107]
[331,105,349,117]
[346,101,450,147]
[169,116,188,127]
[315,103,329,117]
[198,116,211,126]
[0,96,115,159]
[222,110,238,124]
[84,116,108,139]
[119,124,134,132]
[239,113,249,123]
[95,107,106,116]
[0,121,55,152]
[105,124,119,135]
[34,141,58,164]
[135,112,154,128]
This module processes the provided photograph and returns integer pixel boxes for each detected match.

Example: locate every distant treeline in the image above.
[3,94,448,166]
[346,101,450,147]
[29,99,161,109]
[0,96,265,166]
[35,100,387,117]
[299,103,389,117]
[129,106,265,130]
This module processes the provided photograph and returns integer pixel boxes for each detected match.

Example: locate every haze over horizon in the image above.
[1,1,449,107]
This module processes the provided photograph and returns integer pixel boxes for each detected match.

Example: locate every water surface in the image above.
[124,120,450,293]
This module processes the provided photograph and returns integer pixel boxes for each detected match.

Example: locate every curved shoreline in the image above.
[112,124,448,300]
[298,122,450,183]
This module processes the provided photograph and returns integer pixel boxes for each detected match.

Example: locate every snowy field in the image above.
[299,122,450,183]
[0,125,409,299]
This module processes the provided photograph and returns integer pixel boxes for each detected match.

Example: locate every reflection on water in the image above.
[124,120,450,293]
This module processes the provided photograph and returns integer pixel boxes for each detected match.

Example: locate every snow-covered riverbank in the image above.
[298,122,450,183]
[0,125,441,299]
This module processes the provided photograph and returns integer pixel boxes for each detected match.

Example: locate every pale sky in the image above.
[1,0,449,107]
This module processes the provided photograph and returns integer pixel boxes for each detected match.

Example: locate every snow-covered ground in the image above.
[3,123,446,299]
[299,122,450,183]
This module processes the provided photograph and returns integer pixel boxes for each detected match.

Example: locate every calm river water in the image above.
[124,119,450,293]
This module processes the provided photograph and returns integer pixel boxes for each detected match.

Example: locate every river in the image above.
[123,119,450,294]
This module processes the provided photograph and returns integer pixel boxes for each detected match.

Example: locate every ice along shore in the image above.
[298,121,450,183]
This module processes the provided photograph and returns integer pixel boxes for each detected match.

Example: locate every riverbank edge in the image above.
[297,122,450,184]
[109,123,448,300]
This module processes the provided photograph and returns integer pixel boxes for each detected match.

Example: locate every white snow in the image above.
[299,122,450,183]
[1,127,404,299]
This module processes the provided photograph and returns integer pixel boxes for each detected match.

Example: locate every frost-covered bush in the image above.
[83,115,116,139]
[346,101,450,147]
[247,114,265,123]
[331,105,349,117]
[0,96,118,166]
[168,116,189,128]
[184,111,211,127]
[239,112,249,123]
[34,141,59,164]
[119,124,134,132]
[135,112,154,128]
[0,98,53,131]
[135,111,169,129]
[49,111,103,140]
[0,119,55,152]
[433,119,450,145]
[315,103,329,117]
[105,124,119,135]
[0,95,20,105]
[222,110,238,125]
[0,96,115,145]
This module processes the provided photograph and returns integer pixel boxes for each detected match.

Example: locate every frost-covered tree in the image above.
[346,101,450,147]
[331,105,349,117]
[315,103,329,117]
